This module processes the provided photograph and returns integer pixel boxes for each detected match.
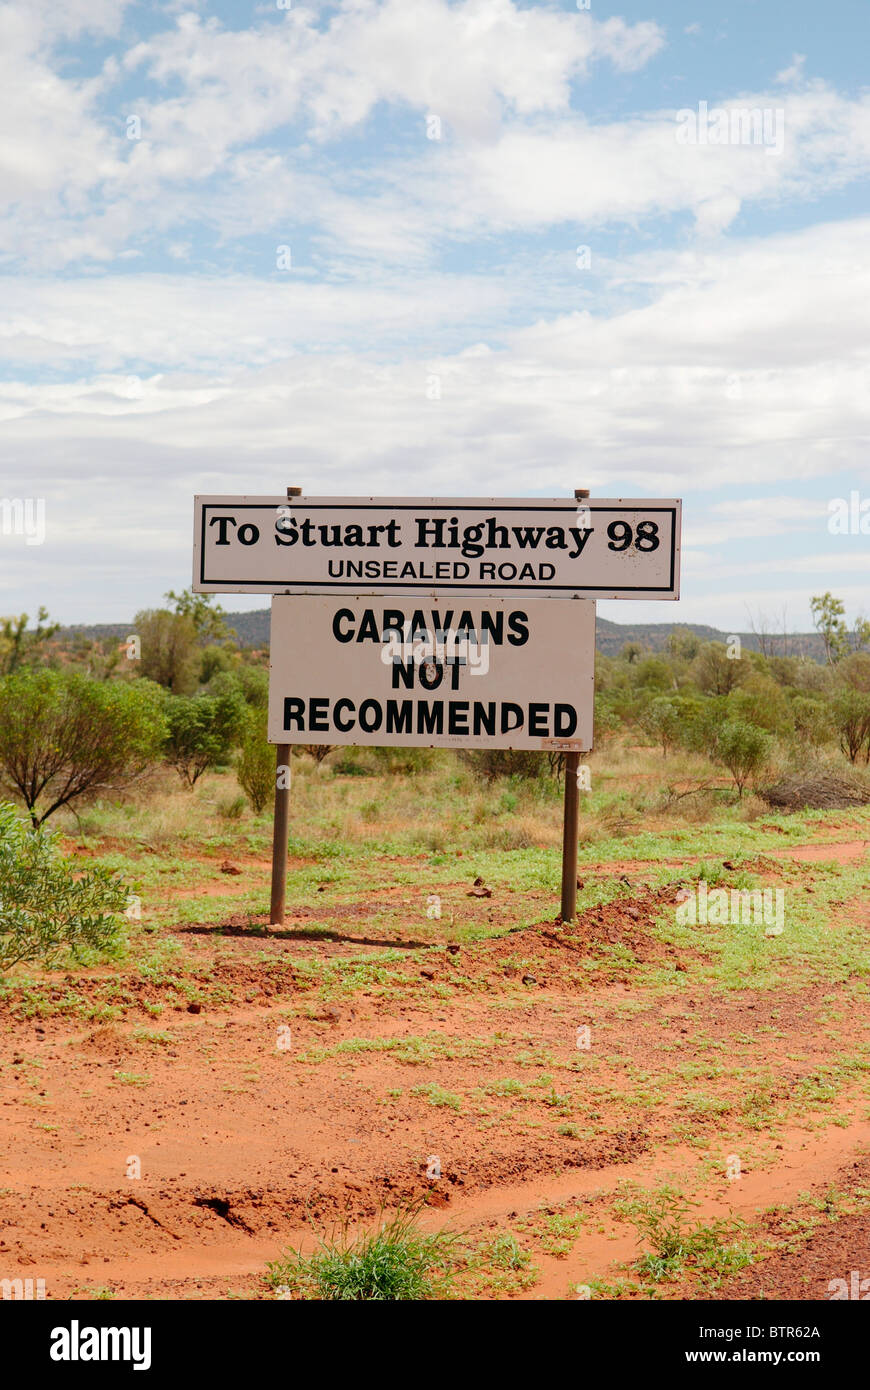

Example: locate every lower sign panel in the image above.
[268,595,595,750]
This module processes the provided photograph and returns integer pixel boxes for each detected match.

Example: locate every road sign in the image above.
[194,496,681,599]
[267,595,595,750]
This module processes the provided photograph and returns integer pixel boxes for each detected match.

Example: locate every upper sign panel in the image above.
[193,496,681,599]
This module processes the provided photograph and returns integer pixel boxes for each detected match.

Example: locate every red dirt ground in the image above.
[1,838,868,1300]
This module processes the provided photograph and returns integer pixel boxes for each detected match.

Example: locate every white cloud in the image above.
[0,218,867,535]
[0,269,513,369]
[0,8,122,220]
[1,0,867,272]
[121,1,664,147]
[776,53,806,85]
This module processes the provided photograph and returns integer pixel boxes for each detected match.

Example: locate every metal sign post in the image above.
[559,490,589,926]
[269,487,301,926]
[270,742,291,925]
[560,750,581,924]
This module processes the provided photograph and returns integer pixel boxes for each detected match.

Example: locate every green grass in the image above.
[615,1186,753,1288]
[266,1204,456,1301]
[410,1082,463,1110]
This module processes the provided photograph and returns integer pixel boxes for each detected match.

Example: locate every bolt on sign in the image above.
[267,595,595,751]
[193,496,681,600]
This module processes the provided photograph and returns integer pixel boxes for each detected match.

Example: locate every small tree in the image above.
[0,607,59,676]
[691,642,745,696]
[789,696,833,750]
[831,688,870,764]
[133,609,199,694]
[811,593,849,666]
[638,696,683,756]
[710,719,770,797]
[236,714,275,812]
[839,652,870,693]
[165,588,236,645]
[0,803,130,970]
[664,627,702,662]
[164,693,246,786]
[0,670,166,826]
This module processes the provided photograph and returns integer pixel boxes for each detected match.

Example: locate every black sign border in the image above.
[198,502,679,594]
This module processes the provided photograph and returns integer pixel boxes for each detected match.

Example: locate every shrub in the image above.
[199,643,235,685]
[367,746,435,775]
[593,694,622,745]
[205,665,269,710]
[788,695,833,749]
[632,656,674,693]
[728,676,789,735]
[302,745,336,765]
[675,696,727,757]
[0,803,129,971]
[839,652,870,693]
[638,695,684,756]
[164,693,246,786]
[710,719,771,797]
[691,643,746,696]
[831,688,870,764]
[0,670,166,826]
[459,749,547,780]
[132,609,199,694]
[236,714,275,812]
[218,793,247,820]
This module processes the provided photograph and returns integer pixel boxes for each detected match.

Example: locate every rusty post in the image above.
[559,488,590,923]
[269,485,303,925]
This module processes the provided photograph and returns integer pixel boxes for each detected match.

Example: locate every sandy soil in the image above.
[1,834,868,1301]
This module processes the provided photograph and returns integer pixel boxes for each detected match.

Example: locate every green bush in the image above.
[0,669,166,826]
[0,803,130,971]
[204,665,269,710]
[593,694,622,745]
[728,676,789,735]
[236,714,276,812]
[164,692,246,786]
[788,695,833,749]
[691,643,746,696]
[632,656,674,693]
[676,696,727,757]
[638,695,684,756]
[710,719,771,797]
[831,687,870,764]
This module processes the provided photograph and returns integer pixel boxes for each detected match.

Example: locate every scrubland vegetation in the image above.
[0,592,868,1302]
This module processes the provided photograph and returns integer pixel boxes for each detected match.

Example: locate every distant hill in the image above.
[594,616,824,661]
[57,608,826,662]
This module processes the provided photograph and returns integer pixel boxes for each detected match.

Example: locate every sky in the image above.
[0,0,868,632]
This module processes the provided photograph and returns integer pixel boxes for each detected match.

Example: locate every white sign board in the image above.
[194,496,680,600]
[267,595,595,750]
